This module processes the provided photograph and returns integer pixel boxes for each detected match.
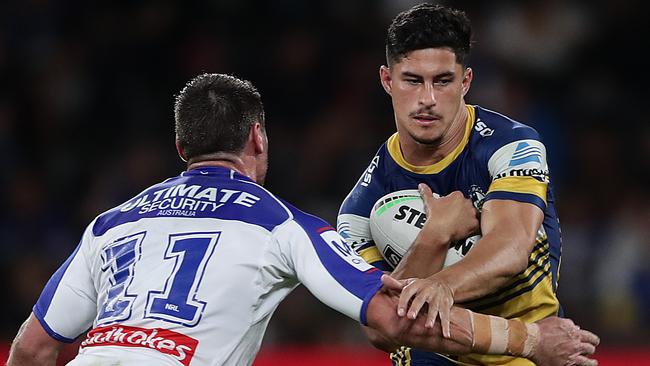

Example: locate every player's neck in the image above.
[401,105,467,166]
[186,153,254,180]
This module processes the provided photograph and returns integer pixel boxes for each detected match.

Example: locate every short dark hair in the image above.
[174,73,265,159]
[386,3,472,67]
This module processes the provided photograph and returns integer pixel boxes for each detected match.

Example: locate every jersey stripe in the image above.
[358,246,384,265]
[488,176,547,203]
[484,191,546,211]
[471,262,551,312]
[463,239,550,310]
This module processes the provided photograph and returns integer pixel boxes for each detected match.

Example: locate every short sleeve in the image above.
[486,139,550,211]
[275,207,383,325]
[33,223,98,342]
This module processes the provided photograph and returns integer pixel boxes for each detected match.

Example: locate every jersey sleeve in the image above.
[33,222,98,343]
[337,152,392,271]
[486,132,550,211]
[274,208,383,325]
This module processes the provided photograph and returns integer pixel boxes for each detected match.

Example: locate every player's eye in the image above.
[405,78,422,85]
[435,79,452,86]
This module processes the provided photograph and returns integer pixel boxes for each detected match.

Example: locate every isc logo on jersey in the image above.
[368,190,480,269]
[360,156,380,187]
[320,230,375,272]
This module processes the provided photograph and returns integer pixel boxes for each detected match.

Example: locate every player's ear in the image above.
[175,140,188,162]
[251,122,266,155]
[380,65,392,96]
[462,67,473,97]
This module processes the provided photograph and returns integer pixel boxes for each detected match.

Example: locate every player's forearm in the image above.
[434,231,532,302]
[368,295,538,358]
[6,347,59,366]
[391,229,449,279]
[7,314,63,366]
[439,199,542,302]
[367,294,473,354]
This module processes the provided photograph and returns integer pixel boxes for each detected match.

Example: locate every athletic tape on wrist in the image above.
[521,322,539,358]
[468,311,538,357]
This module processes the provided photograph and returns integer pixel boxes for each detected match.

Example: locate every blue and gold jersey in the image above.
[338,105,561,366]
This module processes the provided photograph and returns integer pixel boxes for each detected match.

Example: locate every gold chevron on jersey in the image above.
[461,237,552,312]
[457,238,559,366]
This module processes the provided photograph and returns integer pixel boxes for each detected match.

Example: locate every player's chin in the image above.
[410,131,442,145]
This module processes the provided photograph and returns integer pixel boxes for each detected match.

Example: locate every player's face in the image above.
[380,48,472,146]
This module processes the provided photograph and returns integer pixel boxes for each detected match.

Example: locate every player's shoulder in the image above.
[339,140,396,218]
[472,105,541,142]
[91,168,293,237]
[278,199,333,235]
[469,105,543,155]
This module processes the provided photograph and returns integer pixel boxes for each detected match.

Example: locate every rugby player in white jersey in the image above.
[7,73,599,366]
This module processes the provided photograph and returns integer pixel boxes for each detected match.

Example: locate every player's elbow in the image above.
[7,315,63,366]
[7,339,59,366]
[362,324,399,353]
[503,237,536,276]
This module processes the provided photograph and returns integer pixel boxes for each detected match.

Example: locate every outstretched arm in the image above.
[7,313,64,366]
[366,275,599,366]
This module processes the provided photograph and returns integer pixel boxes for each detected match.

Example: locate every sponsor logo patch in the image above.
[81,325,198,366]
[508,142,542,167]
[319,230,375,271]
[382,246,403,268]
[494,168,549,183]
[360,156,380,187]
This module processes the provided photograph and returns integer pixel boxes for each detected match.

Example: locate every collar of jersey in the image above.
[183,166,252,181]
[387,105,475,174]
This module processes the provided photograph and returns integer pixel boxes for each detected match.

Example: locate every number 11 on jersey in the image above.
[145,232,221,327]
[97,231,221,327]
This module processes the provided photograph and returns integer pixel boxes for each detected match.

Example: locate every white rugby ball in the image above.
[368,189,480,269]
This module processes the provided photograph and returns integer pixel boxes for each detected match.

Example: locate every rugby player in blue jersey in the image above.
[8,74,597,366]
[338,4,576,365]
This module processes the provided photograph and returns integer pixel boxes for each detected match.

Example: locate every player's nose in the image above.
[418,83,436,106]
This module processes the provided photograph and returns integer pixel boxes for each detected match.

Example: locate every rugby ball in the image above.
[368,189,480,269]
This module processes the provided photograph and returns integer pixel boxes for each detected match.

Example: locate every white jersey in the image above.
[34,167,383,366]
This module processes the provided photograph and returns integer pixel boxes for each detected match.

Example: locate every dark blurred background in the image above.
[1,0,648,357]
